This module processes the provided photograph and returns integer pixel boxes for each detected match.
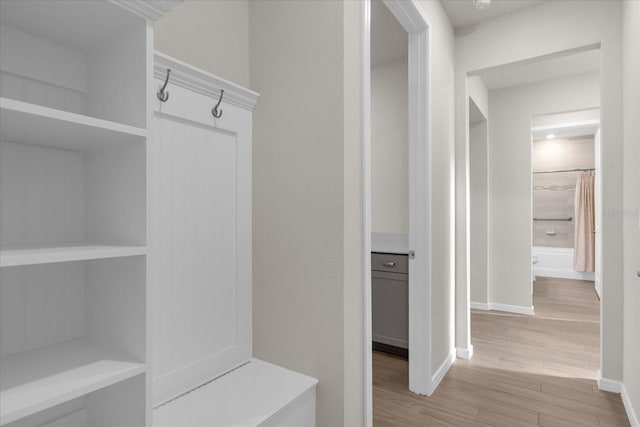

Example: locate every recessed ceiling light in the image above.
[546,134,555,139]
[473,0,492,10]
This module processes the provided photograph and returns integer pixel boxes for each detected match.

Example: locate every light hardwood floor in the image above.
[373,277,631,426]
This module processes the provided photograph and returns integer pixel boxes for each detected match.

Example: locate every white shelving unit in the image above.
[0,1,178,426]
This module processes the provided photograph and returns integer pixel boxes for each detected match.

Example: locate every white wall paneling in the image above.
[150,53,257,405]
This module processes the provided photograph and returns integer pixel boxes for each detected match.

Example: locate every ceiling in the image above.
[474,48,600,91]
[371,0,407,66]
[440,0,547,29]
[532,125,599,141]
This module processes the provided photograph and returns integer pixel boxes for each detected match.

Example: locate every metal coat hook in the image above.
[212,89,224,118]
[157,68,171,102]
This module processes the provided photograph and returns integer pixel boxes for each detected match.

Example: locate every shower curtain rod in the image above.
[533,168,595,175]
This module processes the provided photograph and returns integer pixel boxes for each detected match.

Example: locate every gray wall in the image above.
[469,119,488,305]
[415,0,456,375]
[371,58,408,234]
[249,2,364,426]
[623,0,640,420]
[154,0,250,87]
[532,137,595,248]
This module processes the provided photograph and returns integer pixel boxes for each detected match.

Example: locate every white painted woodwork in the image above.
[150,54,256,404]
[0,98,145,151]
[0,339,145,425]
[0,246,146,268]
[151,52,317,427]
[0,1,178,425]
[0,263,85,358]
[594,127,602,298]
[153,359,318,427]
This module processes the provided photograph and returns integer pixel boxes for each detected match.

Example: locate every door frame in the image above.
[363,0,432,424]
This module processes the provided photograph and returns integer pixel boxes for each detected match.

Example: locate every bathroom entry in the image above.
[531,109,602,297]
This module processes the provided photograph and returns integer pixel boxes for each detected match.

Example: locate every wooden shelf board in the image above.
[0,98,146,151]
[0,245,146,267]
[0,339,145,425]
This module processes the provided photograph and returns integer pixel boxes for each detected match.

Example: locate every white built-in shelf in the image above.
[0,98,146,151]
[0,339,146,425]
[0,245,146,267]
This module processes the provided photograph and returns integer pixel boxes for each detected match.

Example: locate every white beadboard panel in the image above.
[85,257,146,362]
[3,398,85,427]
[0,72,87,116]
[150,92,252,404]
[0,24,87,94]
[0,142,85,249]
[0,263,85,358]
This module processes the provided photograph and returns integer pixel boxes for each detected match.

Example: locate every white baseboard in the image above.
[456,345,473,360]
[597,370,623,393]
[470,302,490,310]
[622,383,640,427]
[470,301,534,316]
[488,303,534,316]
[534,267,595,281]
[428,350,455,396]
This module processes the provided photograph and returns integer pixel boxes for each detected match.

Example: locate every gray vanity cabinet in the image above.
[371,253,409,357]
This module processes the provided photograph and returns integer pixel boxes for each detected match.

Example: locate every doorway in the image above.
[465,46,603,384]
[363,0,432,424]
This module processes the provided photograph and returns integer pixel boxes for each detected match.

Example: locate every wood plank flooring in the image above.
[373,277,631,426]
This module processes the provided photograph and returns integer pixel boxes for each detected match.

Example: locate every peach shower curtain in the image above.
[574,171,595,272]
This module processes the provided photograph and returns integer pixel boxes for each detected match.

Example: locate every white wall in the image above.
[249,2,363,426]
[154,0,250,87]
[622,0,640,423]
[371,58,408,233]
[469,119,488,305]
[414,0,456,376]
[487,72,599,307]
[455,1,624,382]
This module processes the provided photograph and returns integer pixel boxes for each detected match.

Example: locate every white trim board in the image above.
[534,268,595,281]
[456,345,473,360]
[154,52,259,111]
[622,383,640,427]
[470,302,490,311]
[428,351,455,396]
[597,371,622,393]
[470,302,534,316]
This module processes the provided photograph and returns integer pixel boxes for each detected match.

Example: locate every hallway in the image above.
[373,278,630,426]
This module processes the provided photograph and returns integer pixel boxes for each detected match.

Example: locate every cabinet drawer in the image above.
[371,253,408,274]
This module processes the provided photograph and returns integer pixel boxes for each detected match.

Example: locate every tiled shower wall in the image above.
[532,136,595,248]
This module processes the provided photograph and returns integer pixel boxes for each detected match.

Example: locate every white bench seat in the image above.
[154,359,318,427]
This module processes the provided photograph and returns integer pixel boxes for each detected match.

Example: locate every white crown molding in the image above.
[154,52,259,112]
[110,1,182,21]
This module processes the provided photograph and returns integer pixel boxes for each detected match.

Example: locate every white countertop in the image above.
[371,232,409,254]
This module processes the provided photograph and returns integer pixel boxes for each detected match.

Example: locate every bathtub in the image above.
[532,246,595,281]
